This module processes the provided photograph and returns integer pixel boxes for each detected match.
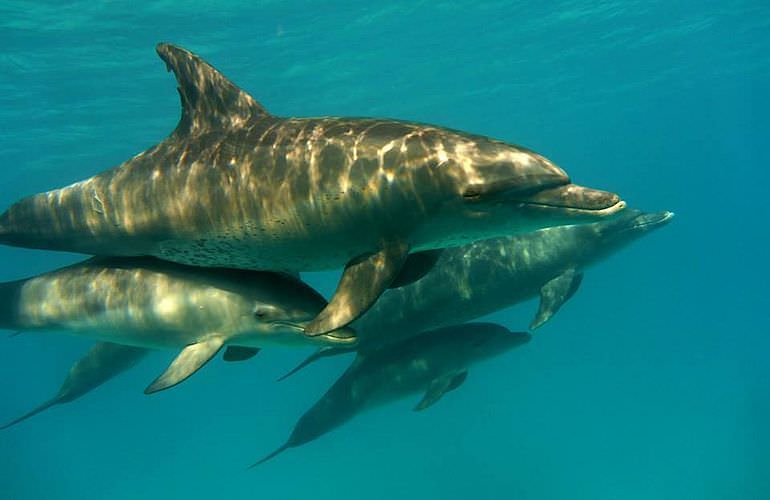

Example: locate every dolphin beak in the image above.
[631,210,675,229]
[507,331,532,347]
[514,184,626,216]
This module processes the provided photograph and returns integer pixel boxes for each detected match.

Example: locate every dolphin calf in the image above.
[280,209,673,378]
[253,322,531,466]
[0,43,625,335]
[1,342,147,429]
[0,257,355,394]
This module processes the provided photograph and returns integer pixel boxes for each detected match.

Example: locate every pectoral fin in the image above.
[446,371,468,392]
[222,346,261,362]
[389,249,443,288]
[304,242,410,336]
[530,268,584,330]
[145,337,224,394]
[413,371,468,412]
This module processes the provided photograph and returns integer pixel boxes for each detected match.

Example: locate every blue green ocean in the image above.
[0,1,767,498]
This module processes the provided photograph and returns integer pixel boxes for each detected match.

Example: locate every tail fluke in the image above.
[1,398,59,430]
[277,346,354,382]
[249,443,291,468]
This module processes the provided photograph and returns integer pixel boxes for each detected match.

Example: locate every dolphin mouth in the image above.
[514,184,626,216]
[268,320,308,334]
[269,320,357,345]
[630,210,675,230]
[319,327,358,345]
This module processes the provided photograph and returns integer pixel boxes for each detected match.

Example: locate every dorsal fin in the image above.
[155,43,270,136]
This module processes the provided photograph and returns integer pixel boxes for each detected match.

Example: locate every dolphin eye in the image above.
[253,307,269,320]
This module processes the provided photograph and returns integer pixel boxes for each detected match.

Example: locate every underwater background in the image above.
[0,1,767,498]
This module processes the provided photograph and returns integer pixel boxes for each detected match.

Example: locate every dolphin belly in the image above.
[154,233,373,271]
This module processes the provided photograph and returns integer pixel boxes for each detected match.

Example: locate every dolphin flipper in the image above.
[304,242,410,336]
[389,249,443,288]
[145,337,224,394]
[276,346,356,382]
[222,346,261,362]
[529,268,584,330]
[413,371,468,412]
[446,371,468,392]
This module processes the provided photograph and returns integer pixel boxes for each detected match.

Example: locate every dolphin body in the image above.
[0,257,355,397]
[253,322,531,466]
[0,43,625,336]
[280,209,673,377]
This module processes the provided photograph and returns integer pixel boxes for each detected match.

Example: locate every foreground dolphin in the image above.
[1,342,147,430]
[0,257,355,395]
[280,209,673,378]
[0,43,625,335]
[253,322,530,466]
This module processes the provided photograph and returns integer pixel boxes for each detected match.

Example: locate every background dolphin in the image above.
[0,342,147,430]
[0,43,625,336]
[253,322,531,466]
[281,209,673,377]
[1,209,672,427]
[0,257,355,396]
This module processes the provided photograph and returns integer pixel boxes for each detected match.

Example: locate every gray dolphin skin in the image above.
[1,342,147,430]
[280,209,673,378]
[253,322,531,467]
[0,257,355,395]
[0,43,626,336]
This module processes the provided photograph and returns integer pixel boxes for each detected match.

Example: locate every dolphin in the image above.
[253,322,530,466]
[280,209,673,378]
[5,209,671,417]
[1,342,147,429]
[0,43,626,336]
[0,257,355,395]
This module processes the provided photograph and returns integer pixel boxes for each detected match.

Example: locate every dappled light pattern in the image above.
[0,44,622,273]
[0,43,624,335]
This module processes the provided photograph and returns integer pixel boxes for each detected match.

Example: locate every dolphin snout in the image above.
[515,184,625,216]
[320,326,358,345]
[634,210,675,229]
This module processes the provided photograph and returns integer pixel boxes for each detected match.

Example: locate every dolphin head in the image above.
[428,134,626,242]
[233,272,357,347]
[460,323,532,362]
[593,208,675,251]
[422,322,531,366]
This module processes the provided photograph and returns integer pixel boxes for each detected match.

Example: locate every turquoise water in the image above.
[1,1,767,498]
